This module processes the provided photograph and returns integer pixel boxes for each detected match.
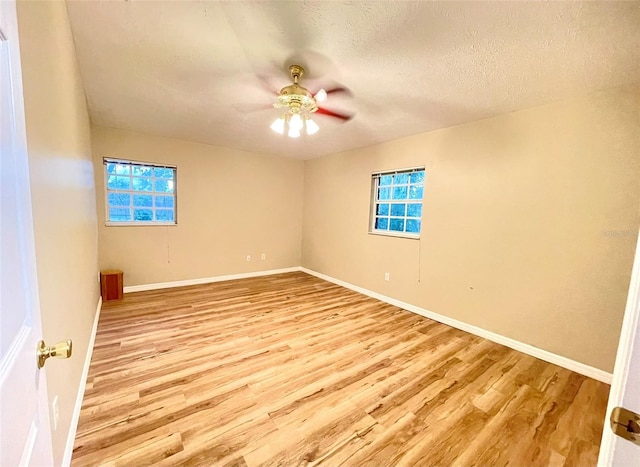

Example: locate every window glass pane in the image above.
[108,193,130,207]
[115,164,130,175]
[154,168,174,179]
[155,179,174,193]
[133,194,153,207]
[109,208,131,222]
[107,175,130,190]
[406,219,421,233]
[132,177,153,192]
[407,203,422,218]
[155,196,174,208]
[156,209,175,222]
[371,168,424,237]
[394,173,409,184]
[378,187,391,200]
[409,186,424,200]
[105,160,177,225]
[106,163,130,175]
[392,186,407,199]
[376,203,389,216]
[390,203,406,216]
[133,209,153,221]
[389,218,405,231]
[375,217,389,230]
[410,171,425,183]
[132,165,152,177]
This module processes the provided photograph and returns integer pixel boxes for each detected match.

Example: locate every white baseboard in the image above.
[123,267,301,293]
[116,265,611,383]
[61,296,102,467]
[300,267,613,384]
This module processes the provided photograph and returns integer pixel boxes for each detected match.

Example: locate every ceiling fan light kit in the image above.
[270,112,320,137]
[269,64,346,138]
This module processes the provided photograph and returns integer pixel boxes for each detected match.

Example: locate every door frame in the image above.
[597,228,640,465]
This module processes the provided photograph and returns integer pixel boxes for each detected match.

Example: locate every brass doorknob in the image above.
[610,406,640,446]
[36,339,72,369]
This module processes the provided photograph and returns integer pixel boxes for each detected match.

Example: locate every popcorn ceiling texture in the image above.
[66,1,640,159]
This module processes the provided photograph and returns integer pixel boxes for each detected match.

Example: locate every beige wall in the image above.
[12,2,636,460]
[303,84,640,373]
[17,0,99,463]
[92,126,304,286]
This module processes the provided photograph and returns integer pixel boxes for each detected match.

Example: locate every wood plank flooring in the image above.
[72,272,610,466]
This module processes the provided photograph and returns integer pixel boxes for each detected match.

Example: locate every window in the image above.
[370,167,425,238]
[104,158,177,225]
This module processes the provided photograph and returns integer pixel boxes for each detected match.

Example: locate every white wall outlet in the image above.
[261,253,266,260]
[52,395,60,431]
[246,255,251,262]
[384,272,390,281]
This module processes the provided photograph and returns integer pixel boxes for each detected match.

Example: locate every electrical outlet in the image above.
[261,253,266,260]
[384,272,390,281]
[246,255,251,262]
[52,395,60,431]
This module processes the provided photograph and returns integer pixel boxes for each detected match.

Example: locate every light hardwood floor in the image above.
[72,272,609,466]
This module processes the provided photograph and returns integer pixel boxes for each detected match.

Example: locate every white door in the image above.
[0,1,54,465]
[598,228,640,466]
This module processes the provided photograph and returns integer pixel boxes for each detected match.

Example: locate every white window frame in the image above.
[369,166,425,239]
[103,157,177,226]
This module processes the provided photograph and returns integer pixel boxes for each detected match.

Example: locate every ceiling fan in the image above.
[269,64,353,138]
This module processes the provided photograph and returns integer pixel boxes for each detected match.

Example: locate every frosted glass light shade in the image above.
[306,118,319,135]
[288,126,301,138]
[289,113,303,131]
[270,116,285,134]
[315,89,327,103]
[271,113,320,138]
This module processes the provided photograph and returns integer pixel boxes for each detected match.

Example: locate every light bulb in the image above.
[288,126,301,138]
[306,118,319,135]
[289,113,303,131]
[270,116,285,134]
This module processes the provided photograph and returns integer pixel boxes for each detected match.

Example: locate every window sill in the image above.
[368,230,420,240]
[105,222,177,227]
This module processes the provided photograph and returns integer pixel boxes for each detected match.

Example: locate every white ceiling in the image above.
[66,1,640,159]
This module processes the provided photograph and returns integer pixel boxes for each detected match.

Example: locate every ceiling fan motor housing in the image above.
[274,65,318,114]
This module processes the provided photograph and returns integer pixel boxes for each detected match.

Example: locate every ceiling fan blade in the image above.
[312,85,352,100]
[233,103,274,114]
[324,86,352,97]
[256,73,281,96]
[316,107,354,122]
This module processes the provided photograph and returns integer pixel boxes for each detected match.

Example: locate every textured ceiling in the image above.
[66,1,640,159]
